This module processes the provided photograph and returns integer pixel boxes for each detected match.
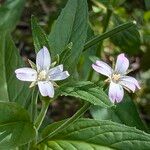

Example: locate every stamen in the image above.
[112,74,121,82]
[38,70,47,81]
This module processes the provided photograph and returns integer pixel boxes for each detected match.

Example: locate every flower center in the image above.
[112,74,121,82]
[38,70,48,81]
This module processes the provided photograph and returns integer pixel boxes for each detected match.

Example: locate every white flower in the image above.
[92,53,141,103]
[15,46,70,98]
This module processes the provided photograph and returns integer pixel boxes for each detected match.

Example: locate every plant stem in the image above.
[35,98,51,130]
[37,102,91,145]
[83,22,135,51]
[29,98,51,149]
[31,88,39,121]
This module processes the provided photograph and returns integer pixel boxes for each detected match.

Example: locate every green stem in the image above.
[35,98,51,130]
[31,88,39,121]
[83,22,135,51]
[29,98,51,149]
[37,102,91,145]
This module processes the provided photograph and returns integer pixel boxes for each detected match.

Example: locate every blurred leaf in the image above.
[31,16,50,53]
[56,81,113,108]
[48,0,88,73]
[38,119,150,150]
[0,102,36,149]
[144,11,150,22]
[96,0,125,9]
[79,26,97,80]
[141,48,150,71]
[0,0,25,32]
[83,22,135,51]
[110,15,141,54]
[0,33,31,106]
[144,0,150,10]
[90,95,148,132]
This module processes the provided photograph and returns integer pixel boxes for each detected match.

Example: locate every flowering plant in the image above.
[0,0,149,150]
[92,53,140,103]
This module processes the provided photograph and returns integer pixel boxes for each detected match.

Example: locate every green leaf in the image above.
[110,15,141,54]
[0,33,31,106]
[83,22,135,51]
[49,0,88,72]
[56,81,113,108]
[39,119,150,150]
[31,16,50,53]
[41,120,67,139]
[90,95,148,132]
[0,0,25,32]
[0,102,36,149]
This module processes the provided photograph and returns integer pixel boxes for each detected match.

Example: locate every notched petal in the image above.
[92,60,112,77]
[38,81,54,98]
[15,68,37,82]
[115,53,129,74]
[36,46,51,71]
[109,82,124,103]
[49,64,63,75]
[119,76,141,92]
[49,71,70,81]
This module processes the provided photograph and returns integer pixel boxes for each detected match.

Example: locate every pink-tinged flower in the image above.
[15,46,70,98]
[92,53,141,103]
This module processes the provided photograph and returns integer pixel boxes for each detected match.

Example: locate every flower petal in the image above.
[38,81,54,98]
[119,76,141,92]
[109,82,124,103]
[49,65,63,75]
[49,71,69,81]
[36,46,51,71]
[92,60,113,77]
[15,68,37,81]
[115,53,129,74]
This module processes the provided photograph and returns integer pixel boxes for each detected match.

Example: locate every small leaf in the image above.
[0,102,36,149]
[90,95,148,132]
[0,0,25,32]
[39,119,150,150]
[31,16,50,53]
[56,81,113,108]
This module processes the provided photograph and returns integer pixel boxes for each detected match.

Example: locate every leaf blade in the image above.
[90,95,148,132]
[39,119,150,150]
[0,102,36,149]
[0,33,31,106]
[49,0,88,73]
[31,16,50,53]
[56,81,113,108]
[0,0,25,32]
